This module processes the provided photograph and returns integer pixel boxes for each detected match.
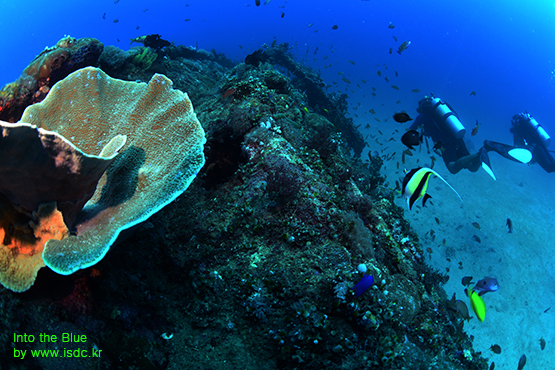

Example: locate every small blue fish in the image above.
[474,277,499,296]
[353,274,374,297]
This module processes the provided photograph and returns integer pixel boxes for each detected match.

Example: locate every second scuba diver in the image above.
[485,112,555,173]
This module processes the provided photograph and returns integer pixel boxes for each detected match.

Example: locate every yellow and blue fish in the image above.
[402,167,462,210]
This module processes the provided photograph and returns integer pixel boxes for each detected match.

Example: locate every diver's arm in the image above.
[410,115,424,130]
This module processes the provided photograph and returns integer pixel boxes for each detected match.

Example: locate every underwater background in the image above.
[0,0,554,369]
[2,0,555,141]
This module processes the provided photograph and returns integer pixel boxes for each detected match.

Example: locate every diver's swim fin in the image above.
[484,140,532,164]
[507,148,532,163]
[479,147,496,180]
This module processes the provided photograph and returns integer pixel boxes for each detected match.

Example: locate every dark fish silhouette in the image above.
[397,40,411,54]
[506,218,513,233]
[489,344,501,354]
[433,141,445,154]
[517,354,526,370]
[401,130,422,149]
[461,276,473,286]
[245,49,268,66]
[143,34,171,49]
[332,24,339,30]
[455,300,471,320]
[393,112,413,123]
[471,119,481,136]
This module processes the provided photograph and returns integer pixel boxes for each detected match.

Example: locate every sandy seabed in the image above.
[375,135,555,369]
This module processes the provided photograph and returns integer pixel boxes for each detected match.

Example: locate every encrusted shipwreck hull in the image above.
[0,41,485,370]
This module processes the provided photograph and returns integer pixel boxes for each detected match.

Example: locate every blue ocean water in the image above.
[2,0,555,145]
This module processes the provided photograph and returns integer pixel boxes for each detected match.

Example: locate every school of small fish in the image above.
[104,7,545,367]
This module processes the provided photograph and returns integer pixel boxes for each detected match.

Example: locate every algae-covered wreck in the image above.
[0,39,487,370]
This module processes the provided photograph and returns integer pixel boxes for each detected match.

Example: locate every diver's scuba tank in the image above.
[429,97,466,139]
[515,113,551,148]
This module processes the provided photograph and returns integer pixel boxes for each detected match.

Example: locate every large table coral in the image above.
[0,67,206,292]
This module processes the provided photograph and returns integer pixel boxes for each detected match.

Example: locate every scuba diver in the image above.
[408,96,497,179]
[492,112,555,173]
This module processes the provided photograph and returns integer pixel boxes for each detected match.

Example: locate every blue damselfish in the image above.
[353,274,374,297]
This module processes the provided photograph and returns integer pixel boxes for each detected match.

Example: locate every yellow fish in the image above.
[401,167,462,210]
[467,287,486,322]
[129,36,147,45]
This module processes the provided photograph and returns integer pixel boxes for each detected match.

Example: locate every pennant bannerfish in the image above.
[402,167,462,210]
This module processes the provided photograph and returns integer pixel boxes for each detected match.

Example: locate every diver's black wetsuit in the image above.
[410,115,471,169]
[511,113,555,173]
[410,98,480,174]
